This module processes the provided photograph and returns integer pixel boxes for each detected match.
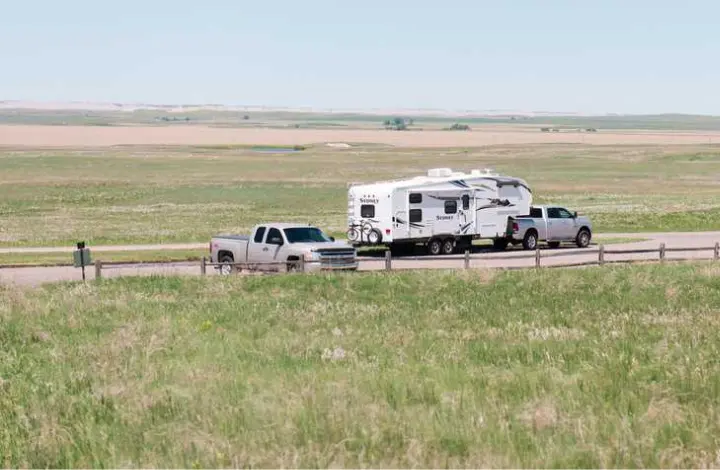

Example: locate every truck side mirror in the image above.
[573,211,578,218]
[269,237,283,245]
[329,236,335,242]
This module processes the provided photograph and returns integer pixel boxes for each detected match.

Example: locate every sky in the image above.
[1,0,719,114]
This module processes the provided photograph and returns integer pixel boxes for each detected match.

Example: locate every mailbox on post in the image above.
[73,241,92,281]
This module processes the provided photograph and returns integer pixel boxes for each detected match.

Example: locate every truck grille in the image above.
[317,249,357,268]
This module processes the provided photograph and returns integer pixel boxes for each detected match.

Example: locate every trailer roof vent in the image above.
[471,168,496,176]
[427,168,452,177]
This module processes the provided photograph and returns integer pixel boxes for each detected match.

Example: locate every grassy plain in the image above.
[2,141,720,247]
[2,264,720,467]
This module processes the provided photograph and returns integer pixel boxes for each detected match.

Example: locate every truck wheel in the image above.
[493,238,509,251]
[576,229,591,248]
[219,254,235,275]
[287,258,302,272]
[441,238,455,255]
[548,241,561,249]
[522,231,538,250]
[427,239,442,256]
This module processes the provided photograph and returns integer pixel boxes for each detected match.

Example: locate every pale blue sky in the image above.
[2,0,718,114]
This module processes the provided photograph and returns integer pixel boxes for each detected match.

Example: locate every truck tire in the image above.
[441,238,455,255]
[218,254,235,275]
[493,238,509,251]
[522,230,538,250]
[576,228,591,248]
[287,256,302,272]
[548,241,561,249]
[427,238,442,256]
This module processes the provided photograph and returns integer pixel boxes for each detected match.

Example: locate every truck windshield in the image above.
[283,227,332,243]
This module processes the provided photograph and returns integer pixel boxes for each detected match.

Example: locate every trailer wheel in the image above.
[427,238,443,256]
[441,238,455,255]
[367,228,382,244]
[522,230,538,251]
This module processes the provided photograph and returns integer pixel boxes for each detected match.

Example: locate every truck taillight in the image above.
[512,222,519,232]
[385,229,391,235]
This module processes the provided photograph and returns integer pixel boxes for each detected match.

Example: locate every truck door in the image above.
[262,227,285,271]
[247,226,276,271]
[546,207,575,240]
[246,226,266,269]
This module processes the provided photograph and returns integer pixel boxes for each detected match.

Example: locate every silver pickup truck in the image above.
[210,223,358,274]
[499,205,593,250]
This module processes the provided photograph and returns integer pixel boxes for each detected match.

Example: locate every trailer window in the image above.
[361,204,375,218]
[444,200,457,214]
[409,193,422,204]
[462,194,470,210]
[409,209,422,223]
[254,226,266,243]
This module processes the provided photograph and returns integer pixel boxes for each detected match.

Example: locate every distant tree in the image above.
[540,127,550,132]
[243,115,250,120]
[448,123,471,131]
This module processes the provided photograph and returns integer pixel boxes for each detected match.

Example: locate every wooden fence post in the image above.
[535,248,541,268]
[298,257,305,273]
[715,242,719,261]
[94,259,102,279]
[464,249,470,269]
[659,243,666,263]
[200,257,206,275]
[385,250,392,271]
[599,244,605,266]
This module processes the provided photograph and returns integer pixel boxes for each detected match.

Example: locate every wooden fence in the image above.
[89,242,720,278]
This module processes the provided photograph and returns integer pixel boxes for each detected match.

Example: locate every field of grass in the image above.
[2,263,720,467]
[2,142,720,248]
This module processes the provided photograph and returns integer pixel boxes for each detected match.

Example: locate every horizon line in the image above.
[1,99,720,119]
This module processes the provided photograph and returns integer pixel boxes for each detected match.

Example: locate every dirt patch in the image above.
[2,125,719,148]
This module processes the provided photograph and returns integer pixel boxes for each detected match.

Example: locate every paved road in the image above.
[2,231,719,287]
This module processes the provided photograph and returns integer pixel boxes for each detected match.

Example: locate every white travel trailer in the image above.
[346,167,533,255]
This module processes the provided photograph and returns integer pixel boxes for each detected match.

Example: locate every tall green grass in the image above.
[2,264,720,467]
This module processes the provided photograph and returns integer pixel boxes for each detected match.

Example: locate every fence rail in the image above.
[83,242,720,279]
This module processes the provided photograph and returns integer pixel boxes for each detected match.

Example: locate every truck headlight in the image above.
[304,251,320,262]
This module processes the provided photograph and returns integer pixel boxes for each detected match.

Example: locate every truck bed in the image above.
[212,234,250,241]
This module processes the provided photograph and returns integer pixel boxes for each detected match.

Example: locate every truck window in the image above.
[409,209,422,223]
[530,208,543,218]
[409,193,422,204]
[547,208,561,218]
[444,200,457,214]
[361,204,375,218]
[266,227,283,245]
[462,194,470,210]
[254,226,266,243]
[557,208,574,218]
[284,227,332,243]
